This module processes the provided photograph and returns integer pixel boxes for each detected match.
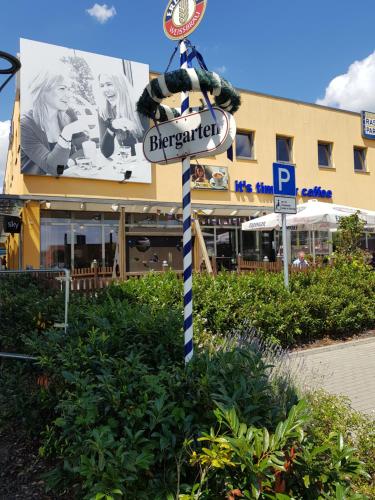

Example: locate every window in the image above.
[353,147,367,171]
[318,141,332,167]
[236,131,254,159]
[276,136,292,162]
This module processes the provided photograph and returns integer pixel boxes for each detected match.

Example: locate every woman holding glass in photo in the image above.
[97,72,144,159]
[21,70,90,176]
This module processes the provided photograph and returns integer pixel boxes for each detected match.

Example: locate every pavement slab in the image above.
[291,336,375,417]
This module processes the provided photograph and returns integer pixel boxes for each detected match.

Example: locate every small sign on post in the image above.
[273,162,296,289]
[274,195,296,214]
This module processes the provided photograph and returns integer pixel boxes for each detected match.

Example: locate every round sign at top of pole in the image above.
[163,0,207,41]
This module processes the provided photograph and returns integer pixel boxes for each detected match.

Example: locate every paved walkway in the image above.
[291,336,375,417]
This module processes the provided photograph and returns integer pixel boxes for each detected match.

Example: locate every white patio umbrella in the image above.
[286,200,358,262]
[242,199,375,263]
[288,201,354,230]
[287,199,375,229]
[241,212,282,231]
[287,200,375,261]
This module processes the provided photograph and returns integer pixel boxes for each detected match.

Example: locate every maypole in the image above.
[179,40,194,362]
[137,0,241,363]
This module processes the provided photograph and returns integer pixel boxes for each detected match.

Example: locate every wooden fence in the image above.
[236,257,319,273]
[65,260,322,293]
[69,268,184,293]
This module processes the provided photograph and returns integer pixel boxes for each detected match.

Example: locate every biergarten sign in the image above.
[143,108,236,164]
[163,0,207,40]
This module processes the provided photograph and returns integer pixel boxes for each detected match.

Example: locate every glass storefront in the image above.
[41,210,116,269]
[42,211,344,270]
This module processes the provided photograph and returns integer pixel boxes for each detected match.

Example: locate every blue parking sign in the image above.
[273,163,296,196]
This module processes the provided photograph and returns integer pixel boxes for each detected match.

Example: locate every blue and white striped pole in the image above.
[180,39,193,363]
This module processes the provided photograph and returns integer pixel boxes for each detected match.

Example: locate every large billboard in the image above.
[20,39,151,183]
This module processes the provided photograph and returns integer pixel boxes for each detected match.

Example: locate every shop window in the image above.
[104,225,118,266]
[276,136,293,162]
[104,212,120,222]
[73,212,102,223]
[354,146,367,171]
[235,131,254,159]
[241,230,259,261]
[73,224,102,268]
[131,213,158,225]
[41,210,71,223]
[40,223,71,269]
[127,235,183,272]
[318,141,332,167]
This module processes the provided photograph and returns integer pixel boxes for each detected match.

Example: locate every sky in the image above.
[1,0,375,186]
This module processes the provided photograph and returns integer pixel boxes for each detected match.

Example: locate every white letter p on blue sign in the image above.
[273,162,296,196]
[278,168,290,192]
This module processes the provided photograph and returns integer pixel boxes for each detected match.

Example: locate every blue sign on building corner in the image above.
[361,111,375,139]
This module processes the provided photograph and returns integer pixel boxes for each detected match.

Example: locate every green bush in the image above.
[306,391,375,498]
[0,273,64,352]
[25,307,297,498]
[1,267,374,499]
[110,266,375,346]
[181,400,369,499]
[0,274,65,429]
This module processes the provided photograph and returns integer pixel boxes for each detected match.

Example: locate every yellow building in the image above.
[2,42,375,272]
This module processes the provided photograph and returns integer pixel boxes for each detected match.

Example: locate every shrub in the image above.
[1,267,374,498]
[22,302,298,498]
[0,273,64,352]
[306,390,375,498]
[181,400,369,499]
[109,266,375,346]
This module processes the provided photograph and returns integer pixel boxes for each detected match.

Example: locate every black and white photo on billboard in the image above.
[20,39,151,183]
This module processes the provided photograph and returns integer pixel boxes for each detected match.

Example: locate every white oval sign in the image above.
[143,108,236,165]
[163,0,207,41]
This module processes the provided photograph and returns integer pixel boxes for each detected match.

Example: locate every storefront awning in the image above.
[5,194,272,219]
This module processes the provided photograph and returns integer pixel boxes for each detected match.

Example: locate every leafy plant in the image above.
[334,212,368,265]
[182,400,368,499]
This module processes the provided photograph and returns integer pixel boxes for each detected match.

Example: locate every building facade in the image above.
[2,41,375,272]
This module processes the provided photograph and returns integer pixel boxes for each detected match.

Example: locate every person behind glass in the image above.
[293,250,309,268]
[21,70,89,176]
[97,73,144,158]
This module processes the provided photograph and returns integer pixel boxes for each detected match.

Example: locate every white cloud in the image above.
[0,121,10,192]
[317,51,375,112]
[214,65,227,74]
[86,3,117,24]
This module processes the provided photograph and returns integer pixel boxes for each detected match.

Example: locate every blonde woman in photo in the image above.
[97,72,144,158]
[21,69,90,175]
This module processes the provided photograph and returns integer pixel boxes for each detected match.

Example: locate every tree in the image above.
[335,212,366,262]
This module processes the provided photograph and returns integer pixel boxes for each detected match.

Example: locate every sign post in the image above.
[162,0,209,364]
[155,0,237,363]
[272,162,296,289]
[180,40,193,363]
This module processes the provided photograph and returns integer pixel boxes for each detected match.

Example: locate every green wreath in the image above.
[136,68,241,122]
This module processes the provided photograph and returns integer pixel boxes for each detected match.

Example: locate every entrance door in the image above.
[260,231,276,261]
[216,228,237,270]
